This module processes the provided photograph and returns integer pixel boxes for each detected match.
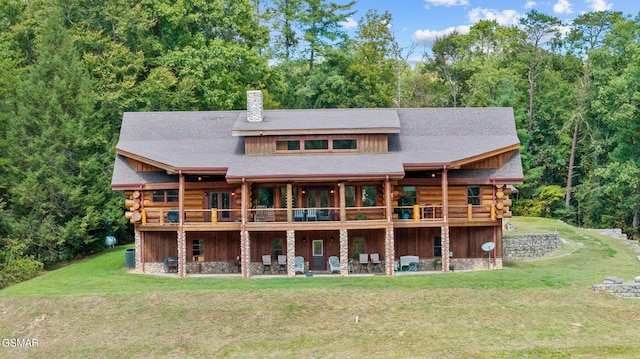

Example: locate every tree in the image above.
[563,11,623,210]
[518,10,562,131]
[299,0,355,71]
[4,2,107,264]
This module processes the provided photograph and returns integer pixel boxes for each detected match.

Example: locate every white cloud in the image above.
[524,1,537,10]
[553,0,573,14]
[340,17,358,29]
[586,0,612,11]
[467,8,522,26]
[424,0,469,6]
[412,25,471,47]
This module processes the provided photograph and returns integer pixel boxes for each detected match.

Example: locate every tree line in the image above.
[0,0,639,285]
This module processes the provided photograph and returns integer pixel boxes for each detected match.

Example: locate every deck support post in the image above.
[241,179,250,278]
[339,229,349,276]
[385,176,395,276]
[177,171,186,278]
[441,166,450,273]
[287,230,295,277]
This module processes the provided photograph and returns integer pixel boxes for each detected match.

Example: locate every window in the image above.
[362,186,377,207]
[276,140,300,151]
[467,186,480,205]
[433,237,442,257]
[257,187,274,207]
[152,190,178,203]
[275,137,358,153]
[271,239,283,258]
[333,139,356,150]
[304,139,329,150]
[193,240,204,261]
[352,237,365,257]
[345,186,356,207]
[401,186,416,206]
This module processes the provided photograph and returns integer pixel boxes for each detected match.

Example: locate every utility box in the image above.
[125,248,135,268]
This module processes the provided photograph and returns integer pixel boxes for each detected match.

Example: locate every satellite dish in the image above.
[481,242,495,251]
[481,242,495,269]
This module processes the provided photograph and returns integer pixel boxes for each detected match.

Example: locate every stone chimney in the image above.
[246,90,263,122]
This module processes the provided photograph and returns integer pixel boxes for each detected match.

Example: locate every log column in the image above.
[178,171,186,278]
[441,166,450,273]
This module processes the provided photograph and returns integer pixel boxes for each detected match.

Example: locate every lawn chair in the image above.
[370,253,382,272]
[262,255,272,274]
[327,256,340,274]
[306,208,317,221]
[359,253,369,273]
[277,255,287,274]
[294,209,305,221]
[294,256,305,274]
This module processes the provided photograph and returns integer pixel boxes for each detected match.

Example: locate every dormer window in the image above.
[274,136,357,153]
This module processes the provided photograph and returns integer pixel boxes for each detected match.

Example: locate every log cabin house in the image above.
[111,91,523,277]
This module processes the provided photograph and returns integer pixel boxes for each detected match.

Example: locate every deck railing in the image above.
[140,204,497,226]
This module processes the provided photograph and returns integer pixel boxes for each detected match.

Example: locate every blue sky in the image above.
[343,0,640,50]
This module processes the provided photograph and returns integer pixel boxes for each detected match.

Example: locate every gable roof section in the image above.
[395,108,521,169]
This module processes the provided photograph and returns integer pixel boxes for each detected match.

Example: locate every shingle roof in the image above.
[112,107,523,187]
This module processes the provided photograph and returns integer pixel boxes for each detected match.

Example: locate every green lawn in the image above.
[1,217,639,358]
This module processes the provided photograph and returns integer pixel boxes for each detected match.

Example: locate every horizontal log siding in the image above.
[244,134,388,155]
[460,150,517,169]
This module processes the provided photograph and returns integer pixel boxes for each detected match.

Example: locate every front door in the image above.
[311,239,324,270]
[206,191,233,221]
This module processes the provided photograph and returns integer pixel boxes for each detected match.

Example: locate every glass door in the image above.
[207,191,233,221]
[311,239,324,270]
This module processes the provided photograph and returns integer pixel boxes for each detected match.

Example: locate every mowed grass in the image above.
[1,217,640,358]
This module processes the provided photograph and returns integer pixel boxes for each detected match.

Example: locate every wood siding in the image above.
[460,149,517,170]
[126,157,164,172]
[394,226,500,259]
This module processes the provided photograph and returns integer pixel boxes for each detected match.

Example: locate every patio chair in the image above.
[359,253,369,273]
[294,209,305,221]
[262,255,272,274]
[294,256,305,274]
[277,255,287,274]
[327,256,340,274]
[254,205,267,222]
[306,208,317,221]
[370,253,382,272]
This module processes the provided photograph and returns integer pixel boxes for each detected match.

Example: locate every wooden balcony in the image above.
[136,204,500,231]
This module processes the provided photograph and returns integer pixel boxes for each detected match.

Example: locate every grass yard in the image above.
[1,217,640,358]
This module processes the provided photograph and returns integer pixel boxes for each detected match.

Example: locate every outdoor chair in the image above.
[293,209,305,221]
[254,205,267,222]
[359,253,369,273]
[164,257,178,273]
[262,255,272,274]
[327,256,340,274]
[370,253,382,272]
[277,255,287,274]
[306,208,317,221]
[294,256,305,274]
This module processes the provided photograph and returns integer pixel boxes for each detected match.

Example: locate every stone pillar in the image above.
[241,230,250,278]
[441,225,450,272]
[177,229,186,278]
[134,230,142,272]
[287,230,295,277]
[339,229,348,276]
[385,227,395,276]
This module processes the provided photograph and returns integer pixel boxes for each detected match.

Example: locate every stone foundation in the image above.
[503,233,560,261]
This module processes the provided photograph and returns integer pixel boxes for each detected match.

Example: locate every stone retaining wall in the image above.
[592,277,640,298]
[503,233,560,261]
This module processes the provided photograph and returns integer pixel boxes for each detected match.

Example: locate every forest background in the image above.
[0,0,639,287]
